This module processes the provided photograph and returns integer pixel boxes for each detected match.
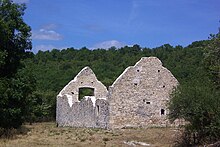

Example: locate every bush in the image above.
[169,80,220,145]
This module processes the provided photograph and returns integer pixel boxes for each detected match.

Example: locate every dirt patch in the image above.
[0,122,180,147]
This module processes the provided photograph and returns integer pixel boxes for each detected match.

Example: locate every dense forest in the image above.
[23,39,220,145]
[23,41,209,120]
[1,0,220,145]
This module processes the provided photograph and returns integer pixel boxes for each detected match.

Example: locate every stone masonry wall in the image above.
[56,57,179,129]
[108,57,178,129]
[56,67,108,128]
[58,67,108,102]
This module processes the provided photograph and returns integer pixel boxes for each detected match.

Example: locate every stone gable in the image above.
[56,57,178,129]
[108,57,178,128]
[56,66,109,128]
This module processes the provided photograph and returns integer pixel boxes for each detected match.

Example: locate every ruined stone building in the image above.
[56,57,178,129]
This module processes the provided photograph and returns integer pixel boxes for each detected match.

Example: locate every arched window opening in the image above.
[78,87,94,101]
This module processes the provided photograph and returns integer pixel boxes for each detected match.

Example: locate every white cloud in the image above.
[13,0,29,3]
[92,40,126,49]
[32,24,63,40]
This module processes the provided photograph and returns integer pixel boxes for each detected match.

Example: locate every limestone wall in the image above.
[56,67,108,128]
[108,57,178,129]
[57,95,96,127]
[56,57,179,129]
[95,99,109,128]
[58,66,108,102]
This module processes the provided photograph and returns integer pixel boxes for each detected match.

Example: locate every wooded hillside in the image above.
[23,41,210,120]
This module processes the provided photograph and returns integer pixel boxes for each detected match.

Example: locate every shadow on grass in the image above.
[0,126,30,139]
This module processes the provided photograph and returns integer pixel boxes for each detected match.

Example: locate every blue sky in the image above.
[14,0,220,53]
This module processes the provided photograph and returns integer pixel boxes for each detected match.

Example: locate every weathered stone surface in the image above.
[56,57,179,129]
[56,67,108,128]
[58,66,108,102]
[108,57,178,128]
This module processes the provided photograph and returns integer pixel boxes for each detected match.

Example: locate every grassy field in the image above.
[0,122,181,147]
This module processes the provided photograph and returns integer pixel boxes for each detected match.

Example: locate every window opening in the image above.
[161,109,165,115]
[96,105,100,116]
[143,99,151,104]
[78,87,94,101]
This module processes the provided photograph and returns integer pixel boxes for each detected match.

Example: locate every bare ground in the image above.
[0,122,181,147]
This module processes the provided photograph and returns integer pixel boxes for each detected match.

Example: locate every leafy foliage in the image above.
[0,1,219,145]
[0,0,34,129]
[204,31,220,88]
[0,0,31,77]
[169,80,220,145]
[24,38,219,145]
[168,31,220,145]
[24,41,211,122]
[79,88,94,101]
[0,68,36,128]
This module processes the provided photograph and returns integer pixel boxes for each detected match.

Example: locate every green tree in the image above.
[169,80,220,145]
[204,31,220,88]
[168,34,220,145]
[0,0,34,129]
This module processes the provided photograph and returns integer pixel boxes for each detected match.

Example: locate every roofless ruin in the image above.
[56,57,178,129]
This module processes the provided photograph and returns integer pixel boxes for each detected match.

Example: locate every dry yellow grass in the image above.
[0,122,180,147]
